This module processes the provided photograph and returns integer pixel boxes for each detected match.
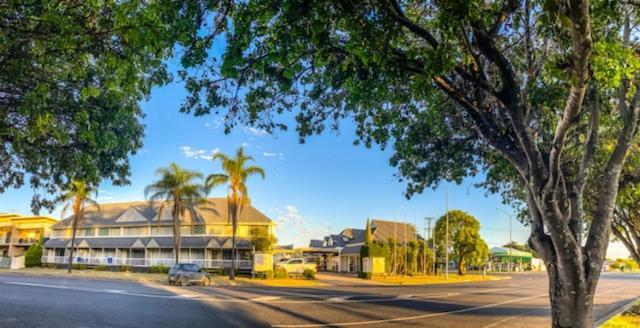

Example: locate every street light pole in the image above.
[445,181,449,280]
[496,208,512,273]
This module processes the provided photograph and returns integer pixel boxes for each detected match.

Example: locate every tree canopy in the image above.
[435,210,489,275]
[0,0,215,212]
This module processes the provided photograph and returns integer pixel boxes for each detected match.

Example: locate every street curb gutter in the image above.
[594,295,640,327]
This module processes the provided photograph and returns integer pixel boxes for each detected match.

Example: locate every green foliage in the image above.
[118,265,131,273]
[95,265,109,272]
[145,163,207,264]
[435,210,489,275]
[24,242,43,267]
[72,264,87,270]
[0,0,207,211]
[358,271,372,279]
[610,259,639,271]
[274,267,288,279]
[250,227,277,252]
[303,268,315,279]
[149,264,169,274]
[256,270,274,279]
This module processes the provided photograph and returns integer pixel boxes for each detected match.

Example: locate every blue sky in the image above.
[0,61,630,259]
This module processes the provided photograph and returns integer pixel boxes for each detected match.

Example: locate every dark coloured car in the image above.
[168,263,211,286]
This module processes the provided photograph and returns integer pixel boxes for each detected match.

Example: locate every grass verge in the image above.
[600,301,640,328]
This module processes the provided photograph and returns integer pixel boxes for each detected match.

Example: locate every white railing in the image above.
[41,256,252,269]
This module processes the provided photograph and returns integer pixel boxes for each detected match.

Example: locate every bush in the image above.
[24,242,43,267]
[149,264,169,274]
[275,267,288,279]
[118,265,131,272]
[72,263,87,270]
[358,271,372,279]
[303,268,315,279]
[95,265,109,271]
[255,270,274,279]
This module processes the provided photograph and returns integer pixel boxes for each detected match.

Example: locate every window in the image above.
[109,228,120,237]
[223,225,233,236]
[237,226,250,237]
[98,228,109,236]
[82,228,95,237]
[123,227,147,236]
[150,226,172,235]
[192,225,205,235]
[207,226,224,235]
[180,226,191,236]
[55,248,65,257]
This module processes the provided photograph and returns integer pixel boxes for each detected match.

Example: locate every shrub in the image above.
[358,271,372,279]
[256,270,274,279]
[118,265,131,272]
[95,265,109,271]
[24,242,43,267]
[72,263,87,270]
[303,268,315,279]
[149,264,169,274]
[275,267,288,279]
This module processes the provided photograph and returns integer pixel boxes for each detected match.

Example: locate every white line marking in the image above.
[253,296,281,302]
[270,293,548,327]
[327,296,350,302]
[481,308,547,328]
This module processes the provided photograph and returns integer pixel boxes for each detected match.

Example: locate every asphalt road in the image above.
[0,272,638,328]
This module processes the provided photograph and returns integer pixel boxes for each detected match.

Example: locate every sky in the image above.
[0,61,631,261]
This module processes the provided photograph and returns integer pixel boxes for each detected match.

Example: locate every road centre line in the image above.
[270,293,549,327]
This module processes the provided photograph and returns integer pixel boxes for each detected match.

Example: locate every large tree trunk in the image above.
[546,260,595,328]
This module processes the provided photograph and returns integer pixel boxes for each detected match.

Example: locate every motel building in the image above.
[0,213,57,268]
[42,198,275,271]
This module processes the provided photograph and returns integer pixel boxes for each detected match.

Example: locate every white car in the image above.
[276,258,317,274]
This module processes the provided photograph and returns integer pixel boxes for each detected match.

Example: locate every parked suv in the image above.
[168,263,211,286]
[276,258,317,274]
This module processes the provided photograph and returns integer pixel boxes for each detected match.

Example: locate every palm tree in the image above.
[60,180,100,273]
[145,163,206,264]
[205,147,265,280]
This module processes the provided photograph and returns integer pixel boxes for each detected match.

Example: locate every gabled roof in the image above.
[43,236,254,249]
[309,239,323,248]
[371,219,419,243]
[52,198,272,229]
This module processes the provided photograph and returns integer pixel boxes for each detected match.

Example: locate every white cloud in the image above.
[272,205,307,228]
[241,142,251,148]
[180,146,220,160]
[244,126,269,137]
[263,152,284,159]
[271,206,327,248]
[205,118,224,129]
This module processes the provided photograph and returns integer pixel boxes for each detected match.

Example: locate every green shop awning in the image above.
[490,247,532,260]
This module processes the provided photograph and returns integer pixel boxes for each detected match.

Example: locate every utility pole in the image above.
[393,211,397,276]
[424,217,433,275]
[496,208,513,273]
[445,181,449,280]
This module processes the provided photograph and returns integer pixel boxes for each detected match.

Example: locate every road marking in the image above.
[252,296,281,302]
[327,296,350,302]
[0,281,197,300]
[270,293,548,327]
[481,308,547,328]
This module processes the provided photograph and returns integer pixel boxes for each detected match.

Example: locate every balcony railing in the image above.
[0,237,39,245]
[41,256,252,269]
